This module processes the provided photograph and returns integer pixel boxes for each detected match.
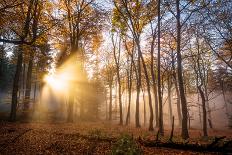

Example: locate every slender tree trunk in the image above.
[22,63,26,100]
[113,37,123,125]
[105,89,108,120]
[67,93,74,122]
[116,81,122,123]
[168,75,173,127]
[115,80,118,120]
[191,33,208,136]
[142,87,146,127]
[169,116,175,141]
[197,77,202,128]
[221,80,229,117]
[24,53,34,110]
[33,81,36,111]
[67,58,76,122]
[171,52,182,127]
[221,80,231,127]
[126,43,140,127]
[10,46,23,121]
[174,78,182,126]
[118,75,123,125]
[150,24,159,129]
[135,55,141,128]
[153,83,159,128]
[150,41,159,128]
[126,61,133,125]
[109,83,113,121]
[176,0,189,139]
[204,87,212,129]
[157,0,164,135]
[198,86,208,137]
[137,41,153,131]
[203,63,212,128]
[125,90,131,125]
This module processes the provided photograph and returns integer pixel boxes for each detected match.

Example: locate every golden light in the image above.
[43,73,69,91]
[42,54,84,95]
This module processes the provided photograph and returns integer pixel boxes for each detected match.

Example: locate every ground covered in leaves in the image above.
[0,121,231,155]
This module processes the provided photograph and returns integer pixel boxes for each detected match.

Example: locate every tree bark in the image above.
[168,75,173,127]
[113,36,123,125]
[67,93,74,122]
[171,51,182,127]
[153,83,159,128]
[135,55,141,128]
[137,40,153,131]
[126,58,133,125]
[157,0,164,135]
[150,34,159,128]
[33,80,37,111]
[24,52,34,110]
[142,87,146,127]
[109,82,113,121]
[176,0,189,139]
[10,46,23,121]
[198,86,208,137]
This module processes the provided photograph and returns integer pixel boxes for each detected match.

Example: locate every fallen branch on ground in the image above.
[137,136,232,153]
[0,128,32,152]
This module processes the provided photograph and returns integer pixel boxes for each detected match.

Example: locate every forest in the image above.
[0,0,232,154]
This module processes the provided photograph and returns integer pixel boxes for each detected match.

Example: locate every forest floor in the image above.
[0,121,231,155]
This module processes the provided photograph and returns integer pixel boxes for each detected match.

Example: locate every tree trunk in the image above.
[171,52,182,127]
[221,80,229,118]
[198,86,208,137]
[109,83,113,121]
[137,42,153,131]
[105,89,108,120]
[176,0,189,139]
[33,81,37,111]
[113,37,123,125]
[117,74,123,125]
[203,62,212,128]
[168,75,173,127]
[150,40,159,128]
[153,83,159,128]
[150,20,159,129]
[24,53,34,110]
[197,78,202,128]
[22,63,26,100]
[126,60,133,125]
[80,101,84,120]
[142,88,146,127]
[67,94,74,122]
[135,55,141,128]
[157,0,164,135]
[10,46,23,121]
[115,80,118,120]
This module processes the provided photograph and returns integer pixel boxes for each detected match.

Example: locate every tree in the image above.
[112,32,123,125]
[175,0,189,139]
[57,0,105,122]
[124,39,135,125]
[0,0,54,121]
[113,0,157,131]
[157,0,164,135]
[190,34,208,137]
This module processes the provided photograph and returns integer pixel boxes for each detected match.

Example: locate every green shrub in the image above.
[111,134,142,155]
